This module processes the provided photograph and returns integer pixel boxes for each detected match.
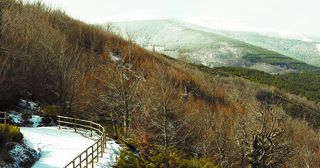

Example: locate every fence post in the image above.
[100,138,103,157]
[100,128,103,153]
[86,150,88,167]
[74,118,77,132]
[58,116,61,129]
[90,122,92,137]
[4,112,6,124]
[91,146,94,168]
[79,154,82,168]
[103,134,106,152]
[96,143,99,163]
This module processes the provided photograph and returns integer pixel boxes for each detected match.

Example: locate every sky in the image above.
[24,0,320,36]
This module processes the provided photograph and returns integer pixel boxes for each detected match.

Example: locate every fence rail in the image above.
[57,115,107,168]
[0,111,6,124]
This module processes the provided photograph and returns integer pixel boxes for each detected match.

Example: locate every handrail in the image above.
[57,115,107,168]
[0,111,7,124]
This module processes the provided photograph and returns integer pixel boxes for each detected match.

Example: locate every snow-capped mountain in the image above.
[101,20,319,73]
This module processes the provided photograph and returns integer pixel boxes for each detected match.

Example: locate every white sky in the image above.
[24,0,320,36]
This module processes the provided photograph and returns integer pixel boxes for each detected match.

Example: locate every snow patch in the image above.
[18,99,39,111]
[317,44,320,52]
[146,45,165,52]
[28,115,43,127]
[8,111,22,124]
[8,112,43,127]
[110,53,121,62]
[21,127,95,168]
[18,99,39,114]
[259,31,314,42]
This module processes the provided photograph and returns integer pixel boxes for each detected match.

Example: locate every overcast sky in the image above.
[24,0,320,36]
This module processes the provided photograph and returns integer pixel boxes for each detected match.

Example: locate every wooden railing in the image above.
[0,111,7,124]
[57,115,107,168]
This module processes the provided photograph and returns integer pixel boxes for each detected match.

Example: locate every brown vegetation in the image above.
[1,1,320,167]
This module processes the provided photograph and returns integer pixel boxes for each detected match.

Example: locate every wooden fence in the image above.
[57,115,107,168]
[0,111,6,124]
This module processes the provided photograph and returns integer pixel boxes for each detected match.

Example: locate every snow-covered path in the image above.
[20,127,95,168]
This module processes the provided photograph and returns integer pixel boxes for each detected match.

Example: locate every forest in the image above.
[1,0,320,167]
[202,66,320,103]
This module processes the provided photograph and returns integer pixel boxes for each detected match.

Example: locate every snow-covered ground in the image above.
[21,127,96,168]
[18,99,40,113]
[20,127,121,168]
[8,111,43,127]
[8,111,23,124]
[28,115,43,127]
[317,44,320,52]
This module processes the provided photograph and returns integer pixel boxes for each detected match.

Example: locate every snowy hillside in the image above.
[109,20,253,67]
[212,30,320,67]
[104,20,319,73]
[155,20,320,67]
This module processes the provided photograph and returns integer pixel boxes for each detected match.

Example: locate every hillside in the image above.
[106,20,320,73]
[193,65,320,103]
[1,1,320,167]
[164,21,320,67]
[211,30,320,67]
[191,64,320,127]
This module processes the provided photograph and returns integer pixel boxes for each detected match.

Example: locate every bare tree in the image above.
[0,5,11,104]
[141,63,192,152]
[104,23,115,33]
[236,106,293,168]
[97,42,144,137]
[0,7,7,80]
[53,38,83,115]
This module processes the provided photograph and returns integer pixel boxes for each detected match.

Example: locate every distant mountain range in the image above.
[101,20,320,74]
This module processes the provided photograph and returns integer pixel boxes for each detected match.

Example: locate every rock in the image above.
[1,142,40,168]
